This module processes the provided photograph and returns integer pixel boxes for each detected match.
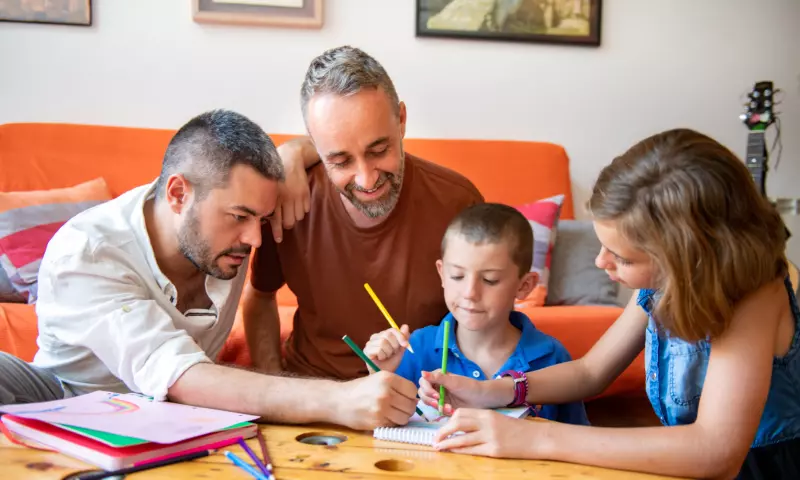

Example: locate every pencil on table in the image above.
[342,334,426,419]
[364,283,415,354]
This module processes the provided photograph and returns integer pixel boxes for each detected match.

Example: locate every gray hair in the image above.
[300,45,400,120]
[155,109,285,201]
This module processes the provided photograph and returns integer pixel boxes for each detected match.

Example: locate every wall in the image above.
[1,0,799,259]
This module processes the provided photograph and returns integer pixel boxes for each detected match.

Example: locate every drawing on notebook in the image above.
[7,394,140,416]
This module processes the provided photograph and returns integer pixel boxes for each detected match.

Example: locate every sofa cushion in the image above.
[515,194,565,307]
[0,177,112,303]
[546,219,619,306]
[0,267,25,303]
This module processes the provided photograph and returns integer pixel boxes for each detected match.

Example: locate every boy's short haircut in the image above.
[441,203,534,276]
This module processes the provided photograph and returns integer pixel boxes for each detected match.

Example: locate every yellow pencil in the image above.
[364,283,415,354]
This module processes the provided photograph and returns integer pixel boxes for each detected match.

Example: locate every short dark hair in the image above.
[442,203,534,276]
[155,109,285,201]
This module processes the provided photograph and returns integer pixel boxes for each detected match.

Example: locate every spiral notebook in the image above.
[373,402,530,446]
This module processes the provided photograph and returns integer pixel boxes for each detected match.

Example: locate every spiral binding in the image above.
[373,426,437,446]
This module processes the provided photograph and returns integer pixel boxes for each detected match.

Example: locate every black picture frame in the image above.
[0,0,92,27]
[416,0,601,47]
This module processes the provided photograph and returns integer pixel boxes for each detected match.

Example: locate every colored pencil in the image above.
[439,319,450,414]
[255,428,274,475]
[364,283,414,354]
[74,449,211,480]
[224,450,268,480]
[342,334,426,418]
[237,437,274,480]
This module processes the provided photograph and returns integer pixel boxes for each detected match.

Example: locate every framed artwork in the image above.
[0,0,92,26]
[193,0,323,29]
[416,0,601,46]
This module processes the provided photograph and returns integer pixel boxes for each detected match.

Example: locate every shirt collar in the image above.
[129,180,238,312]
[509,311,555,368]
[433,311,556,370]
[131,181,172,294]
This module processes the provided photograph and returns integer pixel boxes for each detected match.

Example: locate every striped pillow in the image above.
[514,194,565,308]
[0,178,112,304]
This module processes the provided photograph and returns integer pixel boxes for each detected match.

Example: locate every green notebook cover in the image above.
[54,421,255,448]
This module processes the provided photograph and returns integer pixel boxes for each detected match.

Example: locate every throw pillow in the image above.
[545,219,619,306]
[515,194,565,307]
[0,178,113,304]
[0,267,25,303]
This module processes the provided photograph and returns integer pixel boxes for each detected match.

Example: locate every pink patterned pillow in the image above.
[515,194,565,307]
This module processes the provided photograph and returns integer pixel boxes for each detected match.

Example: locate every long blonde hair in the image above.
[590,128,788,341]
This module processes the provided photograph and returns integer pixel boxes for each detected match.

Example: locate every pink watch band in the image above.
[498,370,528,407]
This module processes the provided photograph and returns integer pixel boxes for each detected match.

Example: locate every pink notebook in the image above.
[2,414,257,471]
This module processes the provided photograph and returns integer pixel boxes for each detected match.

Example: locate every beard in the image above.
[178,204,250,280]
[339,150,405,219]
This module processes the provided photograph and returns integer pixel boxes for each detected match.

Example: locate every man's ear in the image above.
[516,271,538,301]
[165,174,192,214]
[398,101,407,139]
[436,259,445,288]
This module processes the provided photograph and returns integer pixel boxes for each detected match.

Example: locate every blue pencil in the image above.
[237,437,274,480]
[224,450,268,480]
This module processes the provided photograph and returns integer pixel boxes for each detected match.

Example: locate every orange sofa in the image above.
[0,122,644,398]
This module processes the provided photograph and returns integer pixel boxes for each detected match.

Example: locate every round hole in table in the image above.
[374,459,415,472]
[295,431,348,446]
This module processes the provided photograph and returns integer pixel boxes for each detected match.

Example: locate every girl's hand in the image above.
[432,408,542,458]
[418,370,510,413]
[363,325,410,373]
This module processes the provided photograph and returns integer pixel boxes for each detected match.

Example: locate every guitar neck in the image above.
[746,130,768,197]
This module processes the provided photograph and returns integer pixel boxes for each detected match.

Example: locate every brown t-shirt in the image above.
[251,154,484,379]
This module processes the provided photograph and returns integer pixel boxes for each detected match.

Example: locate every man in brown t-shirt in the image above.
[242,46,484,380]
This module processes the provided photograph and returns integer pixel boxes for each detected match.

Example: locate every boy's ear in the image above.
[516,271,538,301]
[435,259,445,287]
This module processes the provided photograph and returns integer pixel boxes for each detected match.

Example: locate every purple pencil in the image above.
[237,437,274,480]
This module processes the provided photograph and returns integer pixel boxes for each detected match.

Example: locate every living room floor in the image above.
[584,393,661,428]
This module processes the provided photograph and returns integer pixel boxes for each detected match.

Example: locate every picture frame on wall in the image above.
[416,0,601,47]
[193,0,323,29]
[0,0,92,27]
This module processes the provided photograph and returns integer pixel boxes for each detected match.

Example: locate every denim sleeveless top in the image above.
[638,277,800,447]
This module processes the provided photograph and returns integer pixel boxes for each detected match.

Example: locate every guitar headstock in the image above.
[740,81,776,130]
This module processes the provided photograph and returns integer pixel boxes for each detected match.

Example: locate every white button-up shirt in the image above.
[33,181,247,401]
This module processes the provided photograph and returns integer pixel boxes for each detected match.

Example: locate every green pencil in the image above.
[439,320,450,414]
[342,334,426,419]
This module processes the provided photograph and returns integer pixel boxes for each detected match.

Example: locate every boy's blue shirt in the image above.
[394,311,589,426]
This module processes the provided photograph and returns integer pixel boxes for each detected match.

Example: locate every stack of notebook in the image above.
[0,391,259,470]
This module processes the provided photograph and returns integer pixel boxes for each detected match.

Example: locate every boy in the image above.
[363,203,589,425]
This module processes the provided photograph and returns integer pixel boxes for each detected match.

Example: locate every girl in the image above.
[419,128,800,480]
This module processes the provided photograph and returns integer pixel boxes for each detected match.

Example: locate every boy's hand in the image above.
[363,325,411,373]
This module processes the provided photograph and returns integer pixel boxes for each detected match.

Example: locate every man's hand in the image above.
[432,408,542,459]
[363,325,410,373]
[270,140,313,243]
[333,371,418,430]
[418,370,509,414]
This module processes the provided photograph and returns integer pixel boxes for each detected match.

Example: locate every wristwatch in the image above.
[498,370,528,407]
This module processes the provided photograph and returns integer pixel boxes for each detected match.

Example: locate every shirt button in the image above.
[453,352,459,358]
[472,371,480,378]
[651,372,657,381]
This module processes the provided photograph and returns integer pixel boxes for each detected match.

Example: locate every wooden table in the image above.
[0,422,687,480]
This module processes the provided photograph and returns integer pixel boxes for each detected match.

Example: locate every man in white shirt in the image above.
[0,109,419,430]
